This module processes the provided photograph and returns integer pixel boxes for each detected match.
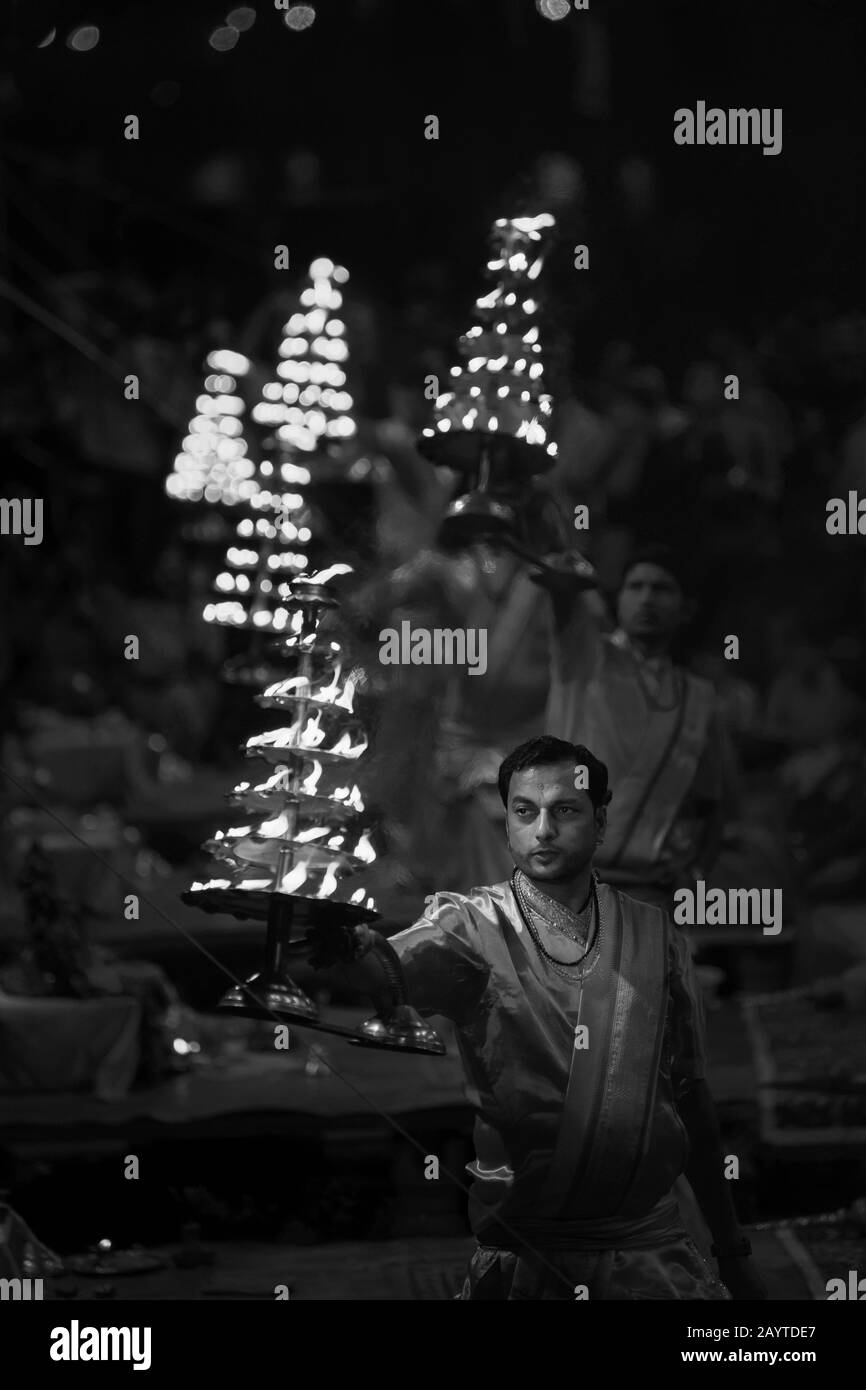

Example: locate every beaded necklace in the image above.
[512,870,604,984]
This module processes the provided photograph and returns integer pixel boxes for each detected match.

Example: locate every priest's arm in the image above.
[307,898,489,1023]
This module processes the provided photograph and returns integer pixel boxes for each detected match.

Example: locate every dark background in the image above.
[1,0,865,1282]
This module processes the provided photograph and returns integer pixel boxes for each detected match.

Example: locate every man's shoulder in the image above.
[424,881,513,922]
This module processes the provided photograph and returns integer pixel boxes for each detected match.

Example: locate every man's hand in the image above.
[307,922,375,971]
[527,550,597,594]
[456,748,503,795]
[717,1256,769,1300]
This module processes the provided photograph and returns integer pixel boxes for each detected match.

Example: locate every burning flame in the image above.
[302,710,327,747]
[335,676,356,713]
[259,814,291,839]
[353,829,376,864]
[264,769,291,793]
[295,826,329,843]
[330,729,367,759]
[309,563,353,585]
[320,863,339,898]
[350,888,365,904]
[301,761,323,795]
[279,861,309,895]
[265,674,311,699]
[250,709,327,750]
[317,663,343,703]
[334,783,365,812]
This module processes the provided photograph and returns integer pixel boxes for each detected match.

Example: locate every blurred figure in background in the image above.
[538,543,736,912]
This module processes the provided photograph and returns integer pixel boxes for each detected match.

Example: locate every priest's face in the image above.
[617,563,684,644]
[505,760,604,883]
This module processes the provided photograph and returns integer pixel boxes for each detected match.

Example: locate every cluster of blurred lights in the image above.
[242,495,305,522]
[203,593,311,630]
[166,350,261,504]
[205,490,313,629]
[202,260,358,632]
[252,259,356,453]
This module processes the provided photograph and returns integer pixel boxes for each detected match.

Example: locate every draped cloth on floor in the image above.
[389,879,729,1300]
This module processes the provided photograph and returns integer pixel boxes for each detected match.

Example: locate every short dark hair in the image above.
[497,735,612,810]
[620,543,689,597]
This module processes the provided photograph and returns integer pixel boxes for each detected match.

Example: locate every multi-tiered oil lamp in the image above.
[419,213,558,540]
[417,212,593,589]
[183,570,445,1055]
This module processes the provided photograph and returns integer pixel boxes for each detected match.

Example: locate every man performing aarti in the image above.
[311,735,766,1301]
[536,543,737,911]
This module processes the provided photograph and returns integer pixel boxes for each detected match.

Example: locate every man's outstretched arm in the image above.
[309,924,400,1013]
[307,905,490,1023]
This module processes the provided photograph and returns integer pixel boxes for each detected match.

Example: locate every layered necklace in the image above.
[511,869,604,984]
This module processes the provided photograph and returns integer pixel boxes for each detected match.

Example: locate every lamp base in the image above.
[439,492,516,549]
[349,1005,447,1056]
[418,428,555,476]
[217,973,319,1023]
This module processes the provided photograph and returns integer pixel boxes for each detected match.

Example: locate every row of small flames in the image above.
[237,763,364,809]
[261,662,357,712]
[212,823,376,863]
[192,863,376,908]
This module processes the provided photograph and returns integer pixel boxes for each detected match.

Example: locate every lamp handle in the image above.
[304,924,407,1012]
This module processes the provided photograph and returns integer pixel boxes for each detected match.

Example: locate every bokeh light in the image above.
[536,0,570,19]
[284,5,316,31]
[209,26,240,51]
[36,28,57,49]
[67,26,100,52]
[227,6,257,29]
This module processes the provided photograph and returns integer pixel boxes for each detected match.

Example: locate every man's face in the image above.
[505,761,604,883]
[616,563,684,644]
